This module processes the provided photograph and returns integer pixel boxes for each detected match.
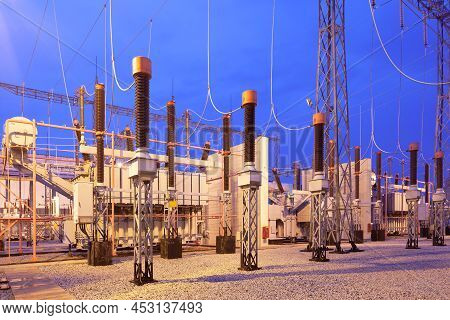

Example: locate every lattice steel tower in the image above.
[314,0,358,252]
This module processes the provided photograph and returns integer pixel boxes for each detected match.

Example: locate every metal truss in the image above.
[310,191,329,262]
[132,177,155,284]
[315,0,358,252]
[406,199,420,249]
[241,187,259,270]
[93,186,108,242]
[432,199,446,246]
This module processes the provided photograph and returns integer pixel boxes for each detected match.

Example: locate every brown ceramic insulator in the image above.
[272,168,285,193]
[355,146,361,200]
[424,163,429,203]
[73,119,82,142]
[223,114,231,192]
[313,113,325,173]
[409,143,419,186]
[395,173,399,185]
[166,100,176,188]
[293,163,301,191]
[124,127,134,151]
[132,57,151,150]
[243,103,256,163]
[376,151,381,201]
[201,141,211,161]
[405,177,409,186]
[435,151,444,189]
[95,84,105,184]
[328,140,335,194]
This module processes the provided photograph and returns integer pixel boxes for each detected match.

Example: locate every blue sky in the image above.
[0,0,440,180]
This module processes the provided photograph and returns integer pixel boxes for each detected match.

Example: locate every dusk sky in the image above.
[0,0,441,180]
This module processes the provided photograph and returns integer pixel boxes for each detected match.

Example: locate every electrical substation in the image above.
[0,0,448,300]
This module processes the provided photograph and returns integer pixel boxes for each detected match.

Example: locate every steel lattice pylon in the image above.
[315,0,358,252]
[132,176,155,284]
[241,188,259,270]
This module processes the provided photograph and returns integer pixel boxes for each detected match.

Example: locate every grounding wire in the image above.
[369,0,450,86]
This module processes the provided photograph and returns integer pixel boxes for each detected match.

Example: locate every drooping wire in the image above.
[396,31,409,158]
[52,0,74,125]
[109,0,134,92]
[207,0,240,115]
[81,84,94,96]
[270,0,311,132]
[369,0,449,86]
[187,108,222,122]
[24,0,49,82]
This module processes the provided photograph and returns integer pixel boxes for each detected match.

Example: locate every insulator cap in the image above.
[434,150,444,159]
[355,146,360,150]
[132,56,152,77]
[409,142,419,152]
[242,90,257,106]
[166,100,175,107]
[313,112,325,125]
[73,119,79,126]
[95,83,105,90]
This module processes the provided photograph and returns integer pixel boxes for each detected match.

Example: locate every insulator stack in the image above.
[395,174,399,185]
[166,100,176,188]
[223,114,231,192]
[124,126,134,152]
[132,56,151,150]
[73,119,82,142]
[95,83,105,184]
[435,151,444,189]
[242,90,257,164]
[201,141,211,161]
[293,163,301,191]
[272,168,284,194]
[409,143,419,186]
[328,140,335,194]
[405,177,409,186]
[78,86,85,128]
[313,113,325,174]
[371,0,376,8]
[425,163,429,203]
[376,151,381,201]
[355,146,361,200]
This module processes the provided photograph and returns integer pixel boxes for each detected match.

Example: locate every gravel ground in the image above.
[0,252,83,266]
[38,237,450,300]
[0,271,14,300]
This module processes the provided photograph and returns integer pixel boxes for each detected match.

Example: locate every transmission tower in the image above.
[314,0,359,252]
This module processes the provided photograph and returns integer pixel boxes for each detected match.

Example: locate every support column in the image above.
[432,151,446,246]
[406,143,420,249]
[238,90,261,271]
[309,112,329,262]
[128,56,157,284]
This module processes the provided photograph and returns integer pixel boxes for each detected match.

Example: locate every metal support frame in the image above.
[240,186,259,270]
[132,175,155,284]
[432,190,446,246]
[310,178,329,262]
[405,189,420,249]
[164,190,179,239]
[315,0,358,252]
[93,185,108,242]
[221,192,232,236]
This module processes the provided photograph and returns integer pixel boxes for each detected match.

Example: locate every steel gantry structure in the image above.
[314,0,359,253]
[404,0,449,157]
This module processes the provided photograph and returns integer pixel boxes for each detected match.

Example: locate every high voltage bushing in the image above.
[243,90,257,164]
[435,151,444,190]
[409,142,419,186]
[199,141,211,173]
[395,173,399,185]
[313,113,325,174]
[272,168,285,193]
[133,57,151,150]
[376,151,382,202]
[166,100,176,188]
[95,83,105,184]
[406,142,421,249]
[238,90,261,271]
[293,162,301,191]
[73,119,82,142]
[354,146,361,200]
[223,114,231,192]
[124,126,134,152]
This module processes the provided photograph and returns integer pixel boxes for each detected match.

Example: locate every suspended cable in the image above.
[52,0,74,124]
[207,0,240,115]
[178,92,210,143]
[369,0,449,86]
[187,108,222,122]
[24,0,48,82]
[109,0,134,91]
[396,32,409,158]
[81,84,94,96]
